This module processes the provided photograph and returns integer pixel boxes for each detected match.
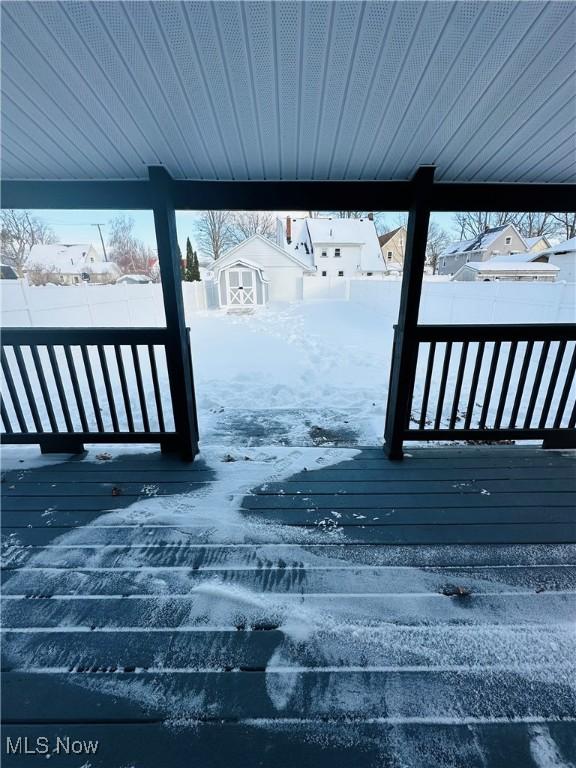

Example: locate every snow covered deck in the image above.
[2,444,576,766]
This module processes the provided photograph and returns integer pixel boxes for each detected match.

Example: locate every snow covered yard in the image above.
[191,300,392,447]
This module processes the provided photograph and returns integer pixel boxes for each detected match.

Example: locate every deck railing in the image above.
[0,327,189,453]
[388,323,576,451]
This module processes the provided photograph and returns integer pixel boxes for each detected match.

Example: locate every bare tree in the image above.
[194,210,236,260]
[453,210,572,241]
[453,212,512,239]
[426,222,451,274]
[548,212,576,241]
[1,210,57,274]
[108,215,157,276]
[231,211,276,244]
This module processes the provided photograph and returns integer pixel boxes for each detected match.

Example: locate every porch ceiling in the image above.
[1,1,575,184]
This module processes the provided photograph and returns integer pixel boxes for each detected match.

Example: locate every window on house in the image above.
[321,249,327,257]
[387,251,393,260]
[321,270,327,277]
[334,248,341,258]
[337,270,344,277]
[505,236,512,245]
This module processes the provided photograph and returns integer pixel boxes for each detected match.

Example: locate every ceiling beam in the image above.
[2,173,574,213]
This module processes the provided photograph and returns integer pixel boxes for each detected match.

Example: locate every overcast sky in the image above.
[30,209,459,259]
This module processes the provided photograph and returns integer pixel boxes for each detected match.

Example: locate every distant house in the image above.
[438,224,527,275]
[278,216,387,278]
[25,243,120,285]
[452,261,559,282]
[524,235,551,252]
[213,234,313,308]
[538,237,576,282]
[378,226,406,272]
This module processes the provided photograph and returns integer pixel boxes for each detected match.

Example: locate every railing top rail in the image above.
[411,323,576,343]
[1,327,172,346]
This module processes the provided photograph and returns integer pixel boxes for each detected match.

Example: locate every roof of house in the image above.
[215,234,314,272]
[440,224,525,257]
[27,243,98,272]
[283,217,386,272]
[524,235,551,250]
[378,226,406,248]
[540,237,576,256]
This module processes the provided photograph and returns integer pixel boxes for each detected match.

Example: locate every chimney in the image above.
[286,217,292,245]
[368,212,374,221]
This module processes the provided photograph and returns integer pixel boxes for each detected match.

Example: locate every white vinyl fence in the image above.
[1,277,574,329]
[1,280,209,328]
[305,277,575,324]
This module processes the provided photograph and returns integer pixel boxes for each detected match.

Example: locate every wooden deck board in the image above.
[2,445,575,766]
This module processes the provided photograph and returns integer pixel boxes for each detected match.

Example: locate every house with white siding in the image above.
[25,243,120,285]
[278,216,388,278]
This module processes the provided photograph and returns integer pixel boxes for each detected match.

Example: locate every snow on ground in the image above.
[190,301,390,446]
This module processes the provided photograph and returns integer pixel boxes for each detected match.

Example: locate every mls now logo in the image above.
[6,736,99,755]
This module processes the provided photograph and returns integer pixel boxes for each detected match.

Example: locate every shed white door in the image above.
[227,269,255,306]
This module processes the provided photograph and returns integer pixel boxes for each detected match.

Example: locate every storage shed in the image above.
[213,235,313,308]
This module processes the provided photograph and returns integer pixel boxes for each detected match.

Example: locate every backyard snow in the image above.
[191,301,390,446]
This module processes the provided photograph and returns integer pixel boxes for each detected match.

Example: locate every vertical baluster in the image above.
[449,341,469,429]
[523,341,550,428]
[539,340,567,428]
[30,346,58,432]
[114,346,134,432]
[46,346,74,432]
[494,341,517,429]
[434,341,452,430]
[509,341,534,428]
[1,396,13,434]
[97,345,119,432]
[148,344,165,433]
[568,399,576,430]
[464,341,485,430]
[13,346,43,432]
[478,341,501,429]
[64,346,89,432]
[553,346,576,428]
[1,348,27,432]
[81,346,104,432]
[131,345,150,432]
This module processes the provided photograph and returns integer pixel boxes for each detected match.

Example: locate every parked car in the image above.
[116,274,152,284]
[0,263,18,279]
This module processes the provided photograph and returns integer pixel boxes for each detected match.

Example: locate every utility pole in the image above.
[92,223,108,261]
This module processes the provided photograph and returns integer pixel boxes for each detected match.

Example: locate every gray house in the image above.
[438,223,527,275]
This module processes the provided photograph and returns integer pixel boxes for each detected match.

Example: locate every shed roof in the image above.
[463,261,559,273]
[1,1,574,183]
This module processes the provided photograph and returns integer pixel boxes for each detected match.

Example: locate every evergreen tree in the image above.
[184,237,194,281]
[191,250,201,282]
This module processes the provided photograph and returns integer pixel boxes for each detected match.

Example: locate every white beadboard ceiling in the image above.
[1,1,575,183]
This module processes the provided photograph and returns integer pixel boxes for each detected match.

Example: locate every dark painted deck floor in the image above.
[1,444,575,767]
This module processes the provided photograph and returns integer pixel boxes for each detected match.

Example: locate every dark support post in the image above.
[384,166,435,460]
[149,166,199,460]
